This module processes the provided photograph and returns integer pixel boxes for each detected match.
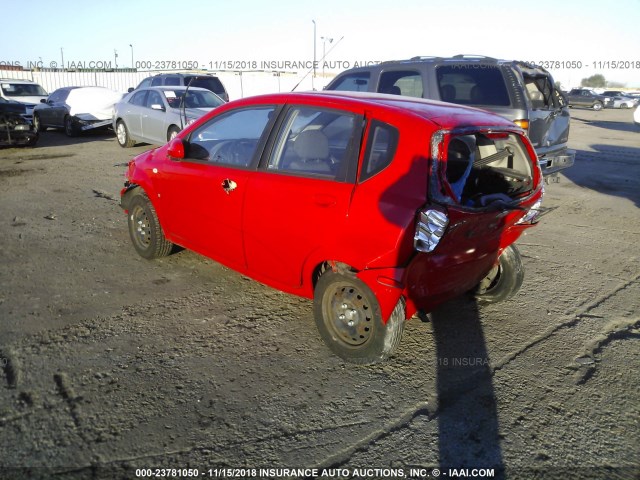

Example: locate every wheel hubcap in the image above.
[117,124,126,144]
[323,284,373,346]
[130,206,151,248]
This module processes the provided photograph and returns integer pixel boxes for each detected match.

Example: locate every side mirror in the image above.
[40,98,47,103]
[167,138,185,159]
[127,87,134,93]
[151,104,165,111]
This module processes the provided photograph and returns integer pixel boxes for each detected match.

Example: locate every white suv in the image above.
[0,78,49,122]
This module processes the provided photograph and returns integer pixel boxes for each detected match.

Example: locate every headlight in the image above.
[414,208,449,252]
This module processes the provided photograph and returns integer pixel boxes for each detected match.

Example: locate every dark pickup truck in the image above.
[566,89,612,110]
[0,99,38,147]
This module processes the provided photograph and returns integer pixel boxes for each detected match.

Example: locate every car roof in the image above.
[138,86,211,92]
[228,91,516,129]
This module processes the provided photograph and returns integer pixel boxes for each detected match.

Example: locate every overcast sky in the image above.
[3,0,640,88]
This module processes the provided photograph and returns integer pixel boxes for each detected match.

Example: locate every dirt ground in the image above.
[1,107,639,480]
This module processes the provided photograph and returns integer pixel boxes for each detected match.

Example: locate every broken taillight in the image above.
[414,208,449,252]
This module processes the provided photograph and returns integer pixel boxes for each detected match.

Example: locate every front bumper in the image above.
[0,126,38,146]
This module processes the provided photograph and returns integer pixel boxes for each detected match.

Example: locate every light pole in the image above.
[321,36,333,77]
[130,44,134,69]
[114,49,119,69]
[60,48,64,70]
[312,20,316,90]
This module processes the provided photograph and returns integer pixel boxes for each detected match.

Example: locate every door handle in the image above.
[312,193,337,207]
[221,178,237,194]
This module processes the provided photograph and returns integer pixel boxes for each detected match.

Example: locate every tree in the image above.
[581,74,606,88]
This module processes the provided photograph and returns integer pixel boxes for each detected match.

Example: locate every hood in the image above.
[6,96,46,106]
[170,106,216,119]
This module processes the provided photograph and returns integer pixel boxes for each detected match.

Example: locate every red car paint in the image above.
[122,91,542,329]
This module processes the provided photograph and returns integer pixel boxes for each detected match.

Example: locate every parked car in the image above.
[113,86,225,148]
[324,55,574,176]
[130,73,229,102]
[566,88,612,110]
[634,104,640,127]
[0,98,38,146]
[610,95,638,109]
[120,91,544,364]
[33,86,122,136]
[0,78,48,122]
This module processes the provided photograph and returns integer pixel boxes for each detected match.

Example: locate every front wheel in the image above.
[592,101,603,111]
[314,271,405,364]
[33,113,45,132]
[64,115,79,136]
[474,244,524,303]
[127,194,173,259]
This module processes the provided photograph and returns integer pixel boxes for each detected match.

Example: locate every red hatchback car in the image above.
[121,91,543,364]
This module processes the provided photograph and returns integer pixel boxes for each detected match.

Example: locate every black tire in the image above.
[33,113,45,132]
[474,244,524,303]
[314,271,405,364]
[127,194,173,259]
[116,120,135,148]
[167,126,180,142]
[64,115,79,137]
[592,101,603,111]
[620,103,629,109]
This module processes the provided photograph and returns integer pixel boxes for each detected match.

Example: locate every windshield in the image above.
[163,90,224,109]
[1,83,48,97]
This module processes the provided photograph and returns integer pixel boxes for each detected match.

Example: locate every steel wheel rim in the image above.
[169,130,178,140]
[65,117,73,134]
[478,264,502,294]
[322,283,373,347]
[130,204,151,250]
[33,115,40,131]
[117,123,127,145]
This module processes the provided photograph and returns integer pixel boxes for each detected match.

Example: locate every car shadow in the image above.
[570,113,640,133]
[36,128,115,147]
[562,145,640,208]
[424,296,505,475]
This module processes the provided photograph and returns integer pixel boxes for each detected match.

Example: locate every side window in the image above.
[378,71,423,98]
[329,72,370,92]
[187,107,275,167]
[130,91,147,106]
[436,65,511,106]
[145,90,164,108]
[151,77,163,86]
[360,120,399,182]
[49,90,66,102]
[266,107,357,180]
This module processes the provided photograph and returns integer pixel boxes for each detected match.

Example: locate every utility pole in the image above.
[312,20,316,90]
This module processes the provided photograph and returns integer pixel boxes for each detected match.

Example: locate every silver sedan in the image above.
[113,86,224,147]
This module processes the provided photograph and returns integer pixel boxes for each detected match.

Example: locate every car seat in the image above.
[289,130,332,174]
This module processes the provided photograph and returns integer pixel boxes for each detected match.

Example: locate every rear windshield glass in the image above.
[185,76,225,94]
[436,65,510,107]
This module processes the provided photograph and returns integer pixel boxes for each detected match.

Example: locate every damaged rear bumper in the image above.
[537,148,575,176]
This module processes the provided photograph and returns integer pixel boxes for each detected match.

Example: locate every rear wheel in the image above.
[116,120,135,148]
[127,194,173,259]
[64,115,79,136]
[314,270,405,364]
[474,244,524,303]
[592,101,603,111]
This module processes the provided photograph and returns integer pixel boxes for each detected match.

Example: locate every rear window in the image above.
[443,132,533,206]
[185,76,225,95]
[436,65,511,107]
[329,72,370,92]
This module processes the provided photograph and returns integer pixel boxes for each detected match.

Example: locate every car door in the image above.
[122,90,147,138]
[40,89,69,127]
[142,89,169,144]
[156,105,277,271]
[522,73,570,152]
[243,105,362,288]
